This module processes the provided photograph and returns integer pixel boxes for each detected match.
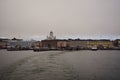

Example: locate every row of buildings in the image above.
[33,39,120,51]
[0,38,35,51]
[33,31,120,51]
[0,31,120,51]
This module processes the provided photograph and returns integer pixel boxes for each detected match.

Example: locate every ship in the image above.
[91,46,98,51]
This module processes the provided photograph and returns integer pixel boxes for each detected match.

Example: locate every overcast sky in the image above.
[0,0,120,40]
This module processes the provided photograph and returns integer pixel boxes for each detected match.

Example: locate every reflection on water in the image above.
[0,50,120,80]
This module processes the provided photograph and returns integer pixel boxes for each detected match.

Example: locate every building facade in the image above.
[33,41,41,48]
[56,40,67,49]
[118,39,120,47]
[41,40,57,50]
[115,39,120,47]
[0,38,9,49]
[7,39,35,50]
[87,40,114,49]
[67,39,88,50]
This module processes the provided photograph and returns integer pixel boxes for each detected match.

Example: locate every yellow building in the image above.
[98,40,114,49]
[87,40,114,49]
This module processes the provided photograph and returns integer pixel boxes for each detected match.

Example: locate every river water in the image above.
[0,50,120,80]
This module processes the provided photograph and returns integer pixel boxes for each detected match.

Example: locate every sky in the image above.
[0,0,120,40]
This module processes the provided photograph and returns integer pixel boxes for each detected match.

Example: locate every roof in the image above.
[41,39,67,42]
[0,38,10,42]
[11,38,23,41]
[68,39,111,41]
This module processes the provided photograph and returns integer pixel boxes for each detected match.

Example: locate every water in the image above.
[0,50,120,80]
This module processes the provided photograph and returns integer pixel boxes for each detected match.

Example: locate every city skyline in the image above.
[0,0,120,40]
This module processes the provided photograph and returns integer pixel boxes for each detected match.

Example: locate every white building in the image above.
[46,31,56,40]
[7,39,35,50]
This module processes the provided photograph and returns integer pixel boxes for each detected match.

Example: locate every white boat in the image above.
[91,46,98,51]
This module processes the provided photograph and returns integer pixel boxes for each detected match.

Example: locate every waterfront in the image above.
[0,50,120,80]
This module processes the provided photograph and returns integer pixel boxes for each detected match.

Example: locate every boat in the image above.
[91,46,98,51]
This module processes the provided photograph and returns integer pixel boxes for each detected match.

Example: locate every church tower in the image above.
[47,31,56,40]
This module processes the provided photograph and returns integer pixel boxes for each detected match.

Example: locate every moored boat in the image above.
[91,46,98,51]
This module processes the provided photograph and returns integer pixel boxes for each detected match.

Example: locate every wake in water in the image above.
[0,51,78,80]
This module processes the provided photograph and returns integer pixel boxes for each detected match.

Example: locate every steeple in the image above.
[46,31,56,40]
[50,31,53,37]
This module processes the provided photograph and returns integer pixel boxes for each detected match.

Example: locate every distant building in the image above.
[41,40,57,50]
[7,38,23,48]
[41,39,68,50]
[7,40,21,50]
[57,40,67,49]
[20,41,34,50]
[46,31,56,40]
[67,39,88,50]
[118,39,120,47]
[115,39,120,47]
[41,31,57,50]
[7,38,35,50]
[0,38,9,49]
[66,39,114,50]
[87,40,98,49]
[87,39,114,49]
[33,41,41,48]
[33,41,41,51]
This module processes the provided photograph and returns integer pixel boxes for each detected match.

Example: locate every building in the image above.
[41,39,68,50]
[7,40,21,50]
[20,41,35,50]
[33,41,41,48]
[46,31,56,40]
[33,41,41,51]
[7,38,35,50]
[0,38,9,49]
[41,40,57,50]
[66,39,88,50]
[87,39,114,49]
[114,39,120,47]
[41,31,57,50]
[33,41,41,50]
[57,40,67,49]
[117,39,120,47]
[87,40,98,49]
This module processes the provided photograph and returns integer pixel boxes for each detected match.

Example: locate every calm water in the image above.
[0,50,120,80]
